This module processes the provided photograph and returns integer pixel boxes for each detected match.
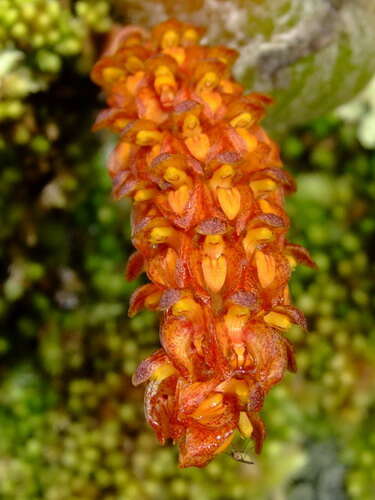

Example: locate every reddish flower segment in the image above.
[91,19,315,468]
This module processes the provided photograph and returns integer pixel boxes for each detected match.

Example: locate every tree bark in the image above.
[120,0,375,133]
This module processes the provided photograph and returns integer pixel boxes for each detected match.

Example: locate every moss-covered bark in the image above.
[121,0,375,134]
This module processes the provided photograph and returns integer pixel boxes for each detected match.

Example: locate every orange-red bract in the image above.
[91,18,315,468]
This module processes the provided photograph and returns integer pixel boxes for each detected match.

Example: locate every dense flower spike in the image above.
[91,19,315,468]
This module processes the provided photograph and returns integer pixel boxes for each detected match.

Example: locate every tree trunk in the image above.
[120,0,375,134]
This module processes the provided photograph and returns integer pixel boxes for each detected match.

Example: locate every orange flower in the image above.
[92,18,315,468]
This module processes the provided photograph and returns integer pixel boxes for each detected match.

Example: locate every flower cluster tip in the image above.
[91,18,315,468]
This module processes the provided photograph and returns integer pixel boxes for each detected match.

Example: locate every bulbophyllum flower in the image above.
[92,18,315,468]
[132,352,266,467]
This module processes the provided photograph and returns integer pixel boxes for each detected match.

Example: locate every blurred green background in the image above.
[1,1,375,499]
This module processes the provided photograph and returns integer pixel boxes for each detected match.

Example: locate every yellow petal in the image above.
[230,112,253,128]
[134,188,158,202]
[286,254,297,270]
[225,305,250,334]
[154,66,176,94]
[192,393,223,420]
[152,363,176,382]
[255,251,276,288]
[144,291,163,309]
[235,128,258,152]
[167,185,190,215]
[250,179,277,197]
[217,187,241,220]
[219,379,249,404]
[163,167,189,187]
[233,344,246,367]
[196,72,219,93]
[182,113,201,137]
[199,90,222,112]
[149,226,174,245]
[203,235,225,259]
[185,134,210,161]
[182,28,199,45]
[202,255,227,293]
[209,164,235,190]
[163,47,186,65]
[125,56,144,73]
[264,311,292,330]
[172,297,199,318]
[126,71,145,95]
[136,130,163,146]
[242,227,273,256]
[147,144,161,165]
[238,412,253,438]
[161,29,179,49]
[102,67,125,85]
[113,118,130,130]
[221,80,241,94]
[259,199,278,215]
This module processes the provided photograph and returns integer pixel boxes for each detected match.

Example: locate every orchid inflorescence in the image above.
[91,18,315,468]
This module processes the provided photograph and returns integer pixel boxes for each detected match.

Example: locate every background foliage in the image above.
[1,1,375,499]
